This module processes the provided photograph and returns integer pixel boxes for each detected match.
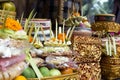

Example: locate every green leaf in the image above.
[25,49,43,79]
[20,12,24,24]
[24,9,35,32]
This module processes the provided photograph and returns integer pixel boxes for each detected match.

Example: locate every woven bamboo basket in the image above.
[101,56,120,80]
[27,72,79,80]
[0,10,16,24]
[101,56,120,65]
[101,64,120,80]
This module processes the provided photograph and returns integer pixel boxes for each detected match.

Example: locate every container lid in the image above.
[94,14,115,22]
[95,14,115,17]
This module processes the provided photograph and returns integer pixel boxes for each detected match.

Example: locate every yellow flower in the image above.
[5,18,22,31]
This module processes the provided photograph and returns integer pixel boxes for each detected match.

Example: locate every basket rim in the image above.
[27,72,79,79]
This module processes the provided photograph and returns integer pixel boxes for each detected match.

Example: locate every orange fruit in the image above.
[0,25,3,29]
[14,75,27,80]
[61,67,73,74]
[117,47,120,53]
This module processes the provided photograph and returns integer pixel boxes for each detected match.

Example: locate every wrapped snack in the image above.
[72,36,102,63]
[40,46,72,56]
[78,63,101,80]
[0,62,27,80]
[71,36,102,80]
[32,58,45,67]
[45,56,70,65]
[45,56,78,70]
[0,54,25,71]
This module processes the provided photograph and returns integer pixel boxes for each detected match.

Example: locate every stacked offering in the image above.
[64,13,102,80]
[21,19,79,80]
[91,14,120,80]
[100,34,120,79]
[91,14,120,37]
[0,17,30,80]
[72,36,102,80]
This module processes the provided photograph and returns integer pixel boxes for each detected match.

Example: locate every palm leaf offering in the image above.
[102,34,117,56]
[0,7,41,80]
[0,8,45,79]
[1,1,113,79]
[20,9,79,80]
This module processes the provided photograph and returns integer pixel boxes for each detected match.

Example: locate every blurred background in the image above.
[82,0,114,22]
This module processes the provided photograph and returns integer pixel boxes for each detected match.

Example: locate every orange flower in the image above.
[58,33,66,42]
[29,36,33,43]
[5,18,22,31]
[73,12,80,17]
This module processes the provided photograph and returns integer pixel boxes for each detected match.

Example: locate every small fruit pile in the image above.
[21,66,74,79]
[0,1,16,11]
[0,1,16,24]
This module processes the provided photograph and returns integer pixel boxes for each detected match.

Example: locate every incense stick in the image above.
[112,37,116,55]
[66,27,71,39]
[105,40,109,55]
[109,37,112,56]
[56,19,58,39]
[59,26,61,34]
[63,21,65,43]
